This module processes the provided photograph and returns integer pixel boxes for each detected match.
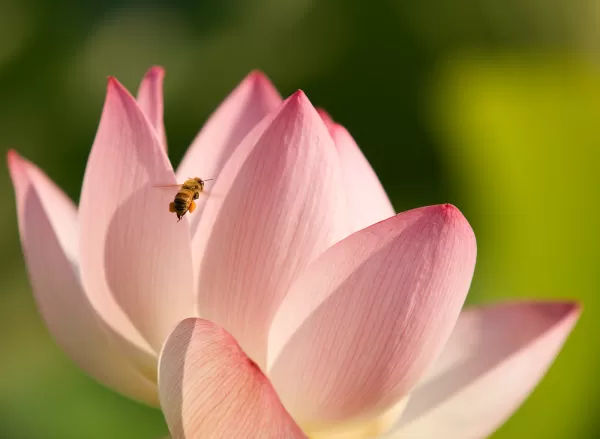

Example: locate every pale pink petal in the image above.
[7,151,158,405]
[158,318,307,439]
[267,204,477,426]
[318,108,395,233]
[389,301,581,439]
[175,71,282,234]
[193,91,349,367]
[79,78,195,362]
[136,66,167,150]
[317,108,335,129]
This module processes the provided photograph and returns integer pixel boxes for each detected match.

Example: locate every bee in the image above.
[154,177,213,222]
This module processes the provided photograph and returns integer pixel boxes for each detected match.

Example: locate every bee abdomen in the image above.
[174,190,192,212]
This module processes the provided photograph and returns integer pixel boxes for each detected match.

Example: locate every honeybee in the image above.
[154,177,213,222]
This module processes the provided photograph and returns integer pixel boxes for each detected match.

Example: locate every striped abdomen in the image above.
[174,188,194,215]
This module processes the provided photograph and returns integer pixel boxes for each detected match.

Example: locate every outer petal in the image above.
[176,71,282,234]
[7,151,158,405]
[389,301,581,439]
[318,108,395,233]
[193,91,349,367]
[136,66,167,150]
[316,108,335,128]
[79,78,195,363]
[158,318,307,439]
[267,204,477,426]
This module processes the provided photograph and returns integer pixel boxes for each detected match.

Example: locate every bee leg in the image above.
[169,202,176,213]
[188,200,197,213]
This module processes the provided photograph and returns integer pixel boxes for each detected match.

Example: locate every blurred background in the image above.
[0,0,598,437]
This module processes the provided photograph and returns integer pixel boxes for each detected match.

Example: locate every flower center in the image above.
[306,419,387,439]
[302,398,409,439]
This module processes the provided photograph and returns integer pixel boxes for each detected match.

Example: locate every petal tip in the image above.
[6,148,20,168]
[419,204,476,252]
[439,203,460,218]
[518,300,582,328]
[146,65,165,78]
[106,76,132,100]
[106,76,124,99]
[548,300,583,322]
[6,149,29,180]
[425,203,471,227]
[490,300,582,328]
[104,75,143,117]
[291,89,307,100]
[245,69,279,96]
[106,75,118,87]
[6,149,25,186]
[247,69,269,83]
[281,89,316,116]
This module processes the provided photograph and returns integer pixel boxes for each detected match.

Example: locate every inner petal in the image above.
[194,91,348,367]
[304,397,408,439]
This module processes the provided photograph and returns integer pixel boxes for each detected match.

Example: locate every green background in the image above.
[0,0,597,437]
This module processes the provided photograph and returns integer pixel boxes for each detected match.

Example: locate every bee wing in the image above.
[152,184,183,189]
[151,184,223,198]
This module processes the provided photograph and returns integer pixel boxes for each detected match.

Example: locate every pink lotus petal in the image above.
[267,204,477,426]
[193,91,349,367]
[316,108,335,129]
[318,108,395,233]
[331,125,395,232]
[176,71,282,234]
[78,78,195,361]
[390,301,581,439]
[7,150,158,405]
[158,318,307,439]
[136,66,167,150]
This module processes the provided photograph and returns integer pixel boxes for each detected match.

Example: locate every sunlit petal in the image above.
[158,318,307,439]
[193,91,349,367]
[267,204,476,426]
[7,150,158,405]
[136,65,167,150]
[388,301,581,439]
[176,71,282,234]
[78,77,195,364]
[318,109,395,233]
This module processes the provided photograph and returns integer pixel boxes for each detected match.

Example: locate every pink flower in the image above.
[8,67,580,439]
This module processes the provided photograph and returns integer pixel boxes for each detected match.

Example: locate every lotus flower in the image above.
[8,66,580,439]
